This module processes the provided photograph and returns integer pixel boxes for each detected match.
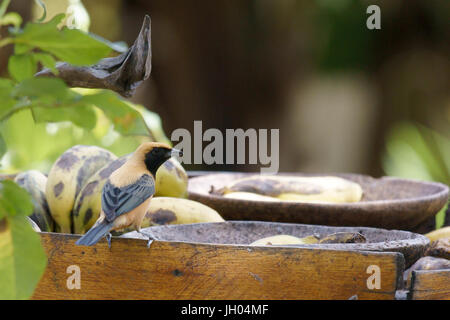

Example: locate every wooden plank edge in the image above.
[408,269,450,300]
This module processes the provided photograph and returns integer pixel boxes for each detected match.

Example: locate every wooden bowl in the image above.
[123,220,429,267]
[188,173,449,231]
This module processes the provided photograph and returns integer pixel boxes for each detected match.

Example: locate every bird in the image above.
[75,142,182,247]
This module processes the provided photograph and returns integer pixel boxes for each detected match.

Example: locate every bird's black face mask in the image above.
[144,147,183,176]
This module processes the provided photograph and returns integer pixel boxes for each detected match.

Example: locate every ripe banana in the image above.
[73,154,131,234]
[250,235,319,246]
[15,170,54,232]
[155,158,188,198]
[140,197,224,228]
[425,226,450,242]
[214,175,363,203]
[223,192,280,202]
[46,145,117,233]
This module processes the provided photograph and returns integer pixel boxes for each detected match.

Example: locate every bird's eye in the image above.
[152,148,162,155]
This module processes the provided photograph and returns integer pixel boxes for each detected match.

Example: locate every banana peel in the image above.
[223,192,280,202]
[213,175,363,203]
[250,235,319,246]
[425,226,450,242]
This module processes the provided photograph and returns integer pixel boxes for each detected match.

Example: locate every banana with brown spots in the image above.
[117,197,224,233]
[213,175,363,203]
[46,145,117,233]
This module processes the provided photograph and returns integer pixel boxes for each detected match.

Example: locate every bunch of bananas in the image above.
[18,145,223,234]
[214,175,363,203]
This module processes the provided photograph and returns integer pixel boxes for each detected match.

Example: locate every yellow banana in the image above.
[250,235,319,246]
[73,154,131,234]
[15,170,54,232]
[425,226,450,242]
[46,145,117,233]
[214,175,363,203]
[223,192,280,202]
[140,197,224,228]
[155,158,188,198]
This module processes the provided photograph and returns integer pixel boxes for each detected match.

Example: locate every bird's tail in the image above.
[75,220,114,246]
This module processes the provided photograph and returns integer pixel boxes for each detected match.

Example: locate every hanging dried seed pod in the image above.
[36,15,152,98]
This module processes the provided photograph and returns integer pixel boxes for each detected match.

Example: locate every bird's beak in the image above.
[171,148,183,158]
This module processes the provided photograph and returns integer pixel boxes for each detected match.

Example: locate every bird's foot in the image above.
[138,230,156,248]
[106,232,112,249]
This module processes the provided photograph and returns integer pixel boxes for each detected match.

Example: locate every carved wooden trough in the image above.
[188,173,449,231]
[31,220,447,300]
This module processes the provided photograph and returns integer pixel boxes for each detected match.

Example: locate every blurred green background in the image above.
[0,0,448,227]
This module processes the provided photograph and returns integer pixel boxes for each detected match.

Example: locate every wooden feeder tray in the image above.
[188,173,449,231]
[32,221,441,300]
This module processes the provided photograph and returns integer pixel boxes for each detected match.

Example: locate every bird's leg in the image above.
[138,229,156,248]
[106,232,112,249]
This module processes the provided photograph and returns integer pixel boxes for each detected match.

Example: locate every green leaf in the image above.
[0,214,47,300]
[13,77,73,101]
[32,52,58,74]
[0,98,15,122]
[0,132,6,160]
[8,54,36,82]
[14,43,32,54]
[32,104,97,130]
[0,180,33,218]
[16,14,111,66]
[0,78,16,121]
[0,77,13,95]
[18,13,64,38]
[81,91,150,136]
[0,12,21,28]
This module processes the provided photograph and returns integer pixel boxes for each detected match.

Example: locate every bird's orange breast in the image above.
[110,196,153,232]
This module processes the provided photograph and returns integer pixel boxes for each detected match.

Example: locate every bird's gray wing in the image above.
[101,174,155,222]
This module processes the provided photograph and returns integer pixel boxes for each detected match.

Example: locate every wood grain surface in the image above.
[32,232,405,300]
[409,269,450,300]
